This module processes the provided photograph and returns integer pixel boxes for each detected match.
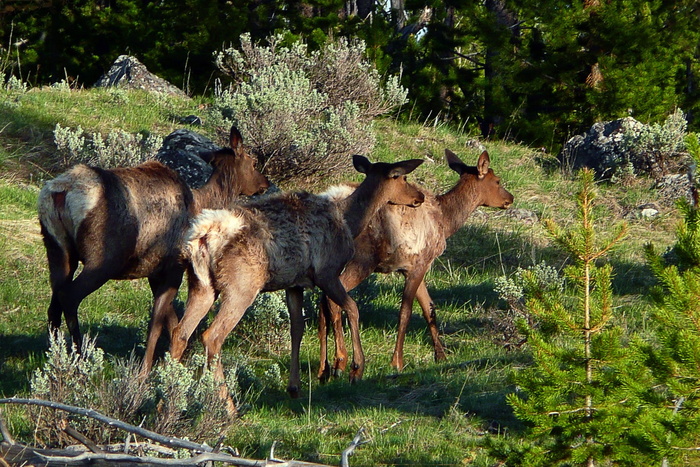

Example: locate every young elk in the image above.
[317,150,514,380]
[169,155,425,409]
[37,126,269,373]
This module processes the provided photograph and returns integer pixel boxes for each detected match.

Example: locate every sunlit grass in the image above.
[0,91,685,463]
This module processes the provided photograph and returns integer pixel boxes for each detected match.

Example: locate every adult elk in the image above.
[169,155,425,409]
[37,126,269,373]
[317,149,514,380]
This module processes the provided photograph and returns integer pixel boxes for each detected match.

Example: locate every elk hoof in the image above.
[318,366,332,384]
[349,365,363,384]
[287,385,301,399]
[435,351,447,362]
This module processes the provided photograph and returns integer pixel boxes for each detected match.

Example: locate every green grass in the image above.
[0,87,687,464]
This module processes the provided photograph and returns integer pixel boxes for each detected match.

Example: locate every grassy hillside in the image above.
[0,86,686,465]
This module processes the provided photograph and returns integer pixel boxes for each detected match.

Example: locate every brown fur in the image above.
[37,126,269,373]
[169,155,425,411]
[317,150,514,379]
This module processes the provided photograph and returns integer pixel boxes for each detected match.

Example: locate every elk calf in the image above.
[37,126,269,372]
[169,155,424,410]
[318,150,514,379]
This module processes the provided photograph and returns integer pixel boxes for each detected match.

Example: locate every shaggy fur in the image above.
[37,126,269,372]
[169,155,425,410]
[317,150,514,379]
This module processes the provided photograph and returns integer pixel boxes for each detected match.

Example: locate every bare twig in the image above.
[62,424,103,453]
[340,428,367,467]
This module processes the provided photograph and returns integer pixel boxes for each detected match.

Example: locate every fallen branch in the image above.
[340,428,368,467]
[0,397,212,453]
[0,398,334,467]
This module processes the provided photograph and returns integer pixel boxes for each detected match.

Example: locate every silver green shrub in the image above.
[150,353,231,439]
[212,33,407,183]
[30,331,107,445]
[28,331,234,446]
[621,108,688,178]
[493,262,565,347]
[53,123,163,169]
[238,290,290,354]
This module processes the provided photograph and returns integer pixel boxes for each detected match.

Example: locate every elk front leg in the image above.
[391,269,428,371]
[286,287,305,398]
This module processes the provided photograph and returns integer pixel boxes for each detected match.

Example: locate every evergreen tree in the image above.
[633,133,700,465]
[506,169,644,466]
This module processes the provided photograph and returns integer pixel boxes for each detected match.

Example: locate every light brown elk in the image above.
[169,155,425,409]
[317,149,514,380]
[37,126,269,373]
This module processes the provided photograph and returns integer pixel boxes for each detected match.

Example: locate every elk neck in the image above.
[338,180,388,239]
[436,176,482,238]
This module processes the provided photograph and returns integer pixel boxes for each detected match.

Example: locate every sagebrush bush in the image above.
[237,290,290,354]
[212,32,407,184]
[53,123,163,169]
[29,332,235,447]
[493,262,564,347]
[622,108,689,178]
[30,332,109,446]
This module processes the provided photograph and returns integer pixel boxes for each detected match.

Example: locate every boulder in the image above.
[95,55,188,97]
[156,129,220,188]
[656,173,695,206]
[559,117,644,177]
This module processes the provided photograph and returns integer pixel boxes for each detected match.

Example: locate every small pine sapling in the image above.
[505,169,641,466]
[636,133,700,464]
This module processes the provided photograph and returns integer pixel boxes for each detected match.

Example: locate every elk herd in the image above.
[37,125,514,414]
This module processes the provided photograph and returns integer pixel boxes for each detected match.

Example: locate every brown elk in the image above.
[169,155,425,408]
[37,126,269,373]
[317,149,514,380]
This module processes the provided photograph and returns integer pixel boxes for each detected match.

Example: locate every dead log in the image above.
[0,398,336,466]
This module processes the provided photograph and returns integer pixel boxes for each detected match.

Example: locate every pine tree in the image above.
[506,169,642,466]
[633,133,700,465]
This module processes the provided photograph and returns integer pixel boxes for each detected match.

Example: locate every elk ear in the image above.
[445,149,467,175]
[476,151,490,178]
[353,155,372,174]
[388,158,423,177]
[230,126,244,155]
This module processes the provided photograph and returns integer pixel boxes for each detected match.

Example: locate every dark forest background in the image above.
[2,0,699,151]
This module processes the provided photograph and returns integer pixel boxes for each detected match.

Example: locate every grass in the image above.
[0,87,686,464]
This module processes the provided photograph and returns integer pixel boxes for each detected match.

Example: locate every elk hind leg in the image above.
[415,279,446,362]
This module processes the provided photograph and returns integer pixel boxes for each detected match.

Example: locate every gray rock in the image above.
[559,117,644,177]
[156,129,220,188]
[656,173,695,206]
[95,55,188,97]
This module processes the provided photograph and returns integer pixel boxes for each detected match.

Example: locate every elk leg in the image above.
[391,270,427,371]
[286,286,305,398]
[322,280,365,383]
[59,265,113,352]
[319,266,369,382]
[317,294,334,383]
[41,226,78,333]
[415,279,446,362]
[200,284,261,415]
[142,270,184,375]
[170,275,216,361]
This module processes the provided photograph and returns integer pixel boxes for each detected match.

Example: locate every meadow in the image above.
[0,86,683,465]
